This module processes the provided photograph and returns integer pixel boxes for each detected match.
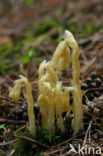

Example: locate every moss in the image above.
[65,21,103,38]
[0,17,58,74]
[21,49,37,64]
[33,17,58,36]
[24,0,35,6]
[14,140,33,156]
[35,152,43,156]
[0,41,23,74]
[37,127,60,145]
[13,128,59,155]
[36,127,53,144]
[14,131,34,156]
[0,42,12,59]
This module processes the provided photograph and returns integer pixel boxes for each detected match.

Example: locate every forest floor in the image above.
[0,0,103,155]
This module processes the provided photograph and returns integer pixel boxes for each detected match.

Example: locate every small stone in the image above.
[81,83,88,90]
[83,105,90,112]
[91,73,99,80]
[89,82,97,88]
[95,78,102,86]
[86,93,94,101]
[87,101,95,109]
[85,78,92,84]
[94,91,100,97]
[21,105,26,109]
[93,108,100,116]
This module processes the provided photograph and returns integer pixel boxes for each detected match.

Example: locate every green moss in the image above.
[24,0,35,6]
[37,127,60,145]
[1,17,102,75]
[35,152,43,156]
[14,139,33,156]
[21,49,36,64]
[14,129,55,155]
[34,57,43,63]
[0,17,58,74]
[66,21,103,38]
[0,42,12,59]
[0,41,23,74]
[33,17,58,36]
[14,131,34,156]
[22,37,35,46]
[37,127,53,144]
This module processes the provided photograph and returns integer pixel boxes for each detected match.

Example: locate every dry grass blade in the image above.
[0,118,26,125]
[83,121,92,147]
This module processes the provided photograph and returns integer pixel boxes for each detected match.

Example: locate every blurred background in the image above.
[0,0,103,77]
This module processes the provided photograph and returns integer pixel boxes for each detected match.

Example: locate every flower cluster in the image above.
[38,30,83,135]
[9,30,83,137]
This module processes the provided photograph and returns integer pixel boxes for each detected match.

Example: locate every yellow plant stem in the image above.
[38,30,83,136]
[9,76,36,137]
[52,40,70,73]
[64,30,83,135]
[38,61,57,133]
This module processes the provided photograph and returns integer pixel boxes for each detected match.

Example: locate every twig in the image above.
[18,136,51,148]
[43,147,64,155]
[0,139,20,147]
[51,132,85,149]
[0,95,25,105]
[0,95,13,102]
[56,138,72,147]
[83,109,103,122]
[0,135,50,149]
[0,118,26,125]
[0,95,21,104]
[14,125,26,133]
[43,132,86,155]
[0,149,9,156]
[83,88,103,96]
